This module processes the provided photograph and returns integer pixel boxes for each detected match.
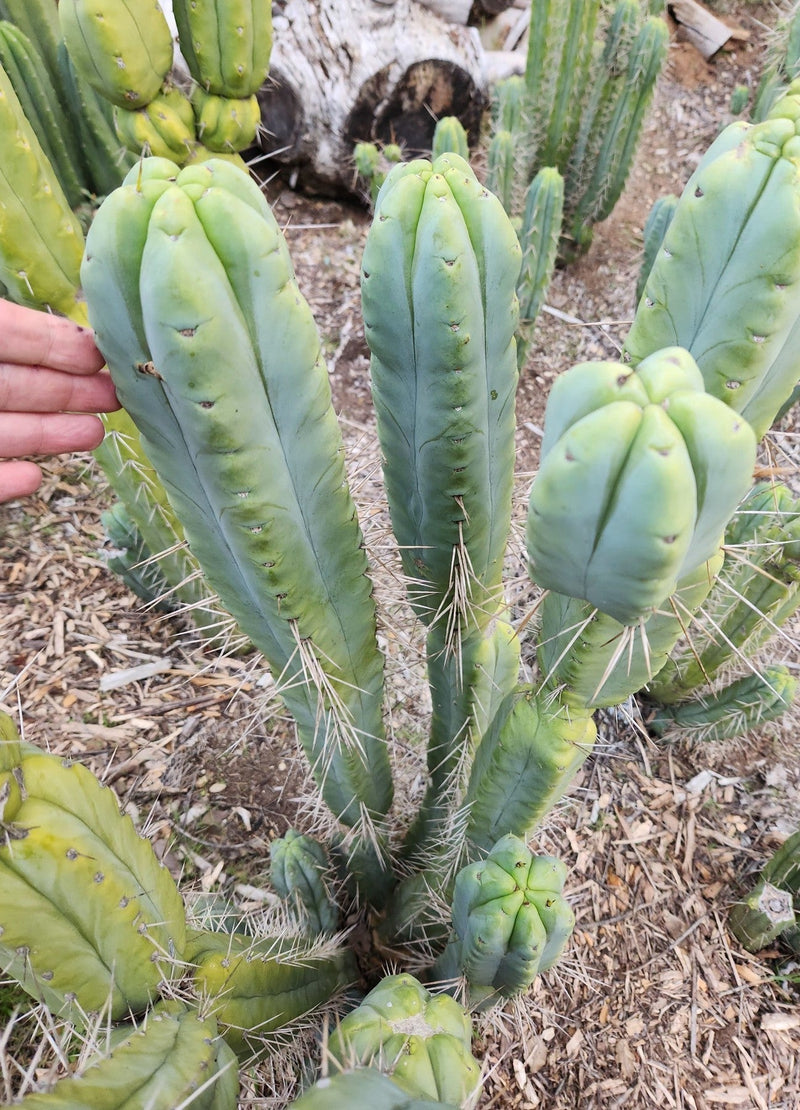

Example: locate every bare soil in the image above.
[2,4,800,1108]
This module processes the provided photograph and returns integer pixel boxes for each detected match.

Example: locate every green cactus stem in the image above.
[646,664,798,743]
[361,153,521,645]
[13,1003,239,1109]
[432,835,574,1011]
[515,166,564,370]
[635,193,678,306]
[0,743,186,1021]
[171,0,273,99]
[290,1068,458,1110]
[270,829,339,935]
[431,116,469,162]
[82,157,392,838]
[327,974,481,1108]
[624,111,800,440]
[527,348,756,626]
[0,22,85,207]
[647,482,800,704]
[58,0,174,109]
[186,929,357,1061]
[464,687,596,853]
[729,879,796,953]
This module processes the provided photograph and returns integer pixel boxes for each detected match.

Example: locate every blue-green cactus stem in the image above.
[537,548,725,710]
[527,349,756,626]
[82,157,392,833]
[361,153,521,644]
[516,166,564,370]
[636,193,678,306]
[433,835,574,1010]
[464,687,596,852]
[625,114,800,440]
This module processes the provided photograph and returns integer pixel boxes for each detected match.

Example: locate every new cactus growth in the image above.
[433,835,574,1010]
[270,830,340,935]
[431,116,470,162]
[327,974,482,1108]
[527,348,757,625]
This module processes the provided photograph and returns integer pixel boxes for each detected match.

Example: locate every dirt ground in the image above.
[2,2,800,1107]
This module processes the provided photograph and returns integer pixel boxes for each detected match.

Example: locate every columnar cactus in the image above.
[624,111,800,440]
[81,157,393,845]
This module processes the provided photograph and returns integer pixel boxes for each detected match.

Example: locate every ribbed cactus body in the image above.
[567,15,668,244]
[190,86,261,152]
[436,835,574,1009]
[0,21,85,207]
[269,829,339,934]
[625,114,800,439]
[516,166,564,369]
[0,748,185,1020]
[172,0,272,98]
[0,64,85,315]
[58,0,174,109]
[82,157,391,829]
[431,116,469,161]
[114,86,196,162]
[328,974,481,1108]
[361,153,521,638]
[538,549,725,710]
[56,41,138,196]
[0,0,62,96]
[464,687,596,851]
[14,1004,239,1109]
[485,128,515,215]
[527,348,756,625]
[647,664,798,742]
[649,482,800,704]
[635,193,678,306]
[291,1069,456,1110]
[187,930,357,1060]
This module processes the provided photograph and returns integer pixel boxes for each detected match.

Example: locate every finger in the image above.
[0,300,105,375]
[0,412,106,458]
[0,460,43,503]
[0,363,120,414]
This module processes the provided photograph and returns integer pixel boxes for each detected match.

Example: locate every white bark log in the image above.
[253,0,487,196]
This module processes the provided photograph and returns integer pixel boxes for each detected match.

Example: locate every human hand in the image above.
[0,300,120,504]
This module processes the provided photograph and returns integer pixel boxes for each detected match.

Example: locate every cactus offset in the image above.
[327,974,482,1108]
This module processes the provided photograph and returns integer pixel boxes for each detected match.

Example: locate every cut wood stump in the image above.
[251,0,488,197]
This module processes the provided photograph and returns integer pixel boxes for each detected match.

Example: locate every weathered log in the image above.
[251,0,487,197]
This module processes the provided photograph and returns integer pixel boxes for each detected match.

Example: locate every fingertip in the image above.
[0,460,43,504]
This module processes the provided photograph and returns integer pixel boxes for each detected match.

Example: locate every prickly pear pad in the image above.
[82,157,391,828]
[527,347,756,624]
